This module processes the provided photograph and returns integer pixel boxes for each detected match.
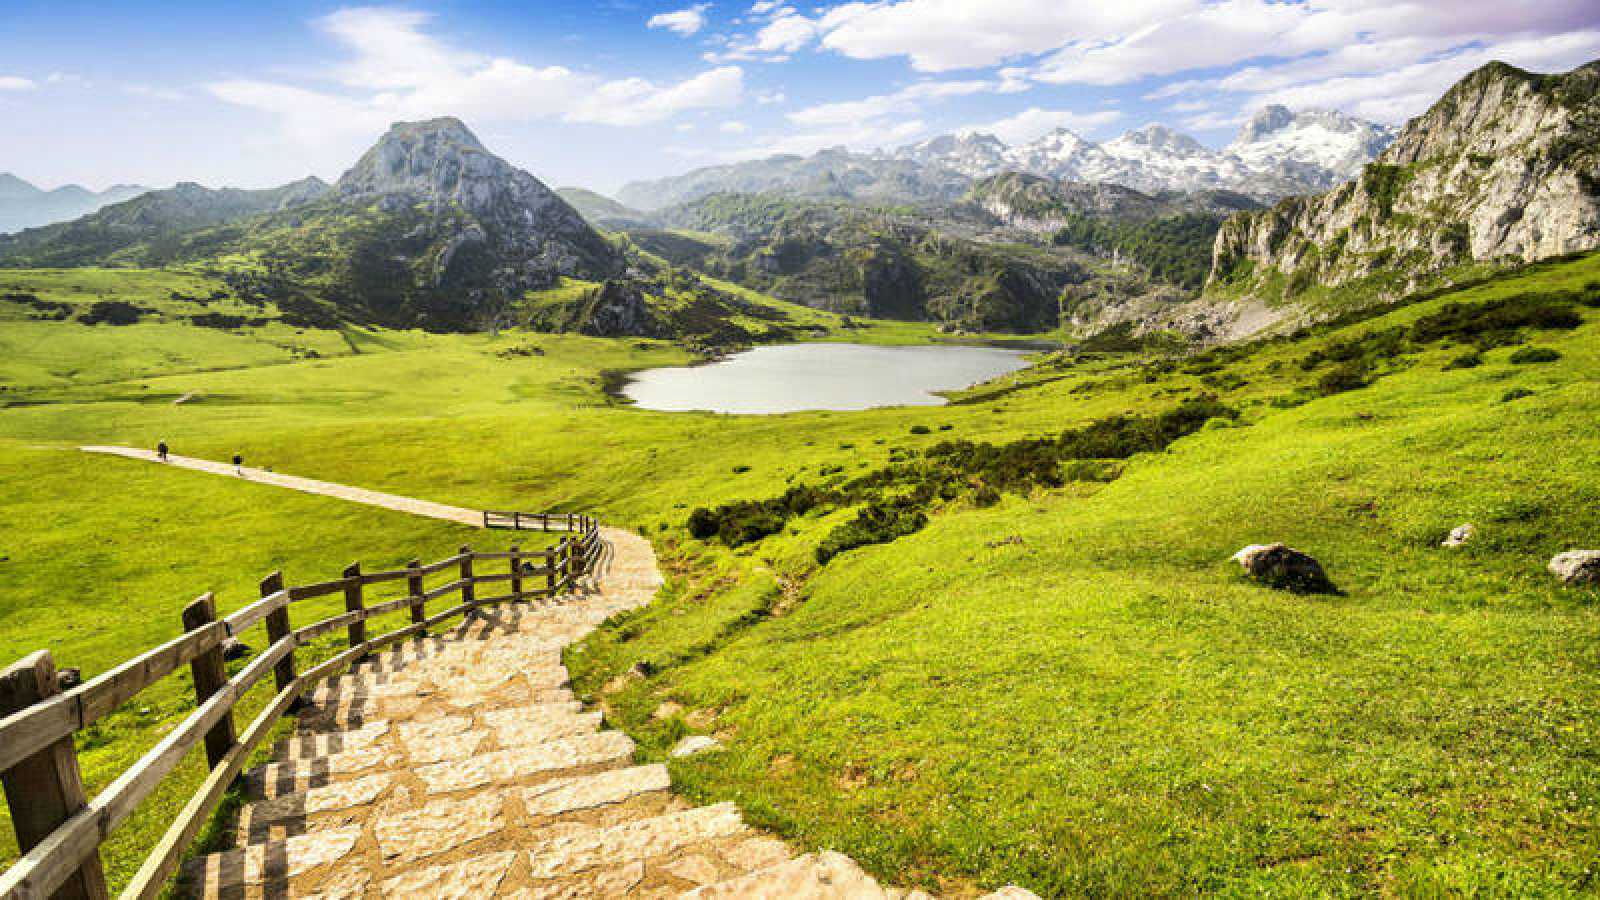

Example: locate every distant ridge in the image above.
[0,175,149,234]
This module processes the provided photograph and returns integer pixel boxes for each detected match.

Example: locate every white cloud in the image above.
[788,79,995,127]
[815,0,1195,72]
[648,4,712,37]
[965,107,1123,145]
[0,76,37,91]
[720,120,749,133]
[210,6,744,145]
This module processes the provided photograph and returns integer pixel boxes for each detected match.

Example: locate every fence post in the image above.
[459,546,475,608]
[406,559,424,628]
[181,593,237,770]
[509,545,523,598]
[261,571,295,697]
[0,651,111,900]
[545,547,556,596]
[343,562,366,653]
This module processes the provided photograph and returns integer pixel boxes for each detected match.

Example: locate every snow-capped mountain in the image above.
[893,110,1395,198]
[617,106,1395,209]
[1226,105,1398,183]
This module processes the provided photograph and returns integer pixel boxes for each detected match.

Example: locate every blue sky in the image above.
[1,1,1597,194]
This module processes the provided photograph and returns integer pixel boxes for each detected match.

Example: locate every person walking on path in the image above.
[233,453,244,476]
[156,440,169,462]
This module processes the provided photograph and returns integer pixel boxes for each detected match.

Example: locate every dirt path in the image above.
[80,446,486,527]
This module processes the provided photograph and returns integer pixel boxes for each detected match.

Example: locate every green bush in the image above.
[1316,365,1371,395]
[1500,387,1535,403]
[1508,346,1560,364]
[1443,351,1483,370]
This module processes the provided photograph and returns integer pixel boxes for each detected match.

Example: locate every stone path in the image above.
[85,447,1038,897]
[80,446,486,526]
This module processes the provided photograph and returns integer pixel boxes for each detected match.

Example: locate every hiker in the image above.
[156,440,169,462]
[233,453,244,476]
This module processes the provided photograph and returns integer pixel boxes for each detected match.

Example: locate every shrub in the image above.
[1316,364,1370,395]
[79,300,151,326]
[1499,388,1535,403]
[816,500,928,563]
[731,465,752,473]
[909,425,931,435]
[1443,351,1483,370]
[1408,294,1581,347]
[1508,346,1560,364]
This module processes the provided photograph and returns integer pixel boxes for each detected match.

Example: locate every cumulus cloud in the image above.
[0,76,37,91]
[211,6,744,147]
[648,4,712,37]
[965,107,1124,145]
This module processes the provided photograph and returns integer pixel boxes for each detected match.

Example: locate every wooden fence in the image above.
[0,514,603,900]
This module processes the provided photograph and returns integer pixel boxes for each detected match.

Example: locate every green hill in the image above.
[1,248,1597,894]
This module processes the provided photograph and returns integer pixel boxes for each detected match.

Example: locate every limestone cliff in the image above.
[1207,60,1600,308]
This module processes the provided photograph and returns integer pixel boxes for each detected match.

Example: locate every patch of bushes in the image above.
[908,425,931,435]
[1408,293,1582,348]
[2,292,72,320]
[1499,388,1535,403]
[1443,351,1483,369]
[815,499,928,563]
[79,300,153,326]
[1316,364,1371,396]
[190,313,270,329]
[1508,346,1560,364]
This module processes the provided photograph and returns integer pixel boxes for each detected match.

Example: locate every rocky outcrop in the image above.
[578,280,667,338]
[1208,60,1600,313]
[1548,550,1600,585]
[1232,543,1335,594]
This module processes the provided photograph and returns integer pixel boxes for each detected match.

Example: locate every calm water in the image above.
[620,342,1031,414]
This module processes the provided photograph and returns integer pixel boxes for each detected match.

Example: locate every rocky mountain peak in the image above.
[336,117,527,215]
[1109,124,1210,157]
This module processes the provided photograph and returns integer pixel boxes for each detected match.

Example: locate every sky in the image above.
[1,0,1597,195]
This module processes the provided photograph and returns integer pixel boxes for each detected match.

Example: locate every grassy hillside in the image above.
[0,254,1597,894]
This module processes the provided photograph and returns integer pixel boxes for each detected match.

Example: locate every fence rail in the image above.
[0,512,602,900]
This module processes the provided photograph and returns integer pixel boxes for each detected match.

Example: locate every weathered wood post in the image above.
[545,547,557,596]
[261,571,295,695]
[0,651,111,900]
[181,593,237,770]
[459,546,476,608]
[343,562,366,652]
[406,559,425,627]
[509,545,523,598]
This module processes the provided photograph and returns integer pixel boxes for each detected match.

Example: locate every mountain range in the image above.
[0,175,149,235]
[618,106,1396,210]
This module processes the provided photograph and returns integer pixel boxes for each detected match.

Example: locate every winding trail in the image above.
[81,446,486,526]
[81,447,1037,899]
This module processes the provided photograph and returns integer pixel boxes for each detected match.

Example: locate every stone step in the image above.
[681,851,897,899]
[235,772,397,843]
[413,729,635,795]
[294,685,577,732]
[522,801,747,880]
[272,719,390,763]
[183,825,362,898]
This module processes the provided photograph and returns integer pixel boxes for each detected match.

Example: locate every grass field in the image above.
[1,256,1597,895]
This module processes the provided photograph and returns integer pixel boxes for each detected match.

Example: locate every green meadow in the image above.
[0,254,1597,895]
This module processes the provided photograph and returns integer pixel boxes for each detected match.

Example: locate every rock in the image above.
[1441,524,1476,547]
[1210,61,1600,309]
[1232,543,1335,593]
[652,700,684,720]
[55,667,82,690]
[670,735,723,758]
[1548,550,1600,585]
[221,638,251,661]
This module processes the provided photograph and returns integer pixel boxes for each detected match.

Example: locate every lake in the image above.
[619,342,1032,414]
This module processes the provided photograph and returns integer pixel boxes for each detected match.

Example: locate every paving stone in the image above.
[487,708,602,748]
[302,864,371,900]
[186,826,361,889]
[374,792,506,864]
[524,802,746,878]
[379,850,518,899]
[508,860,647,899]
[414,730,634,794]
[520,764,671,817]
[682,851,889,899]
[664,853,723,886]
[243,772,394,827]
[275,720,391,761]
[717,835,792,872]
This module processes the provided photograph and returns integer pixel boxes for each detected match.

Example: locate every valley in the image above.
[0,46,1597,900]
